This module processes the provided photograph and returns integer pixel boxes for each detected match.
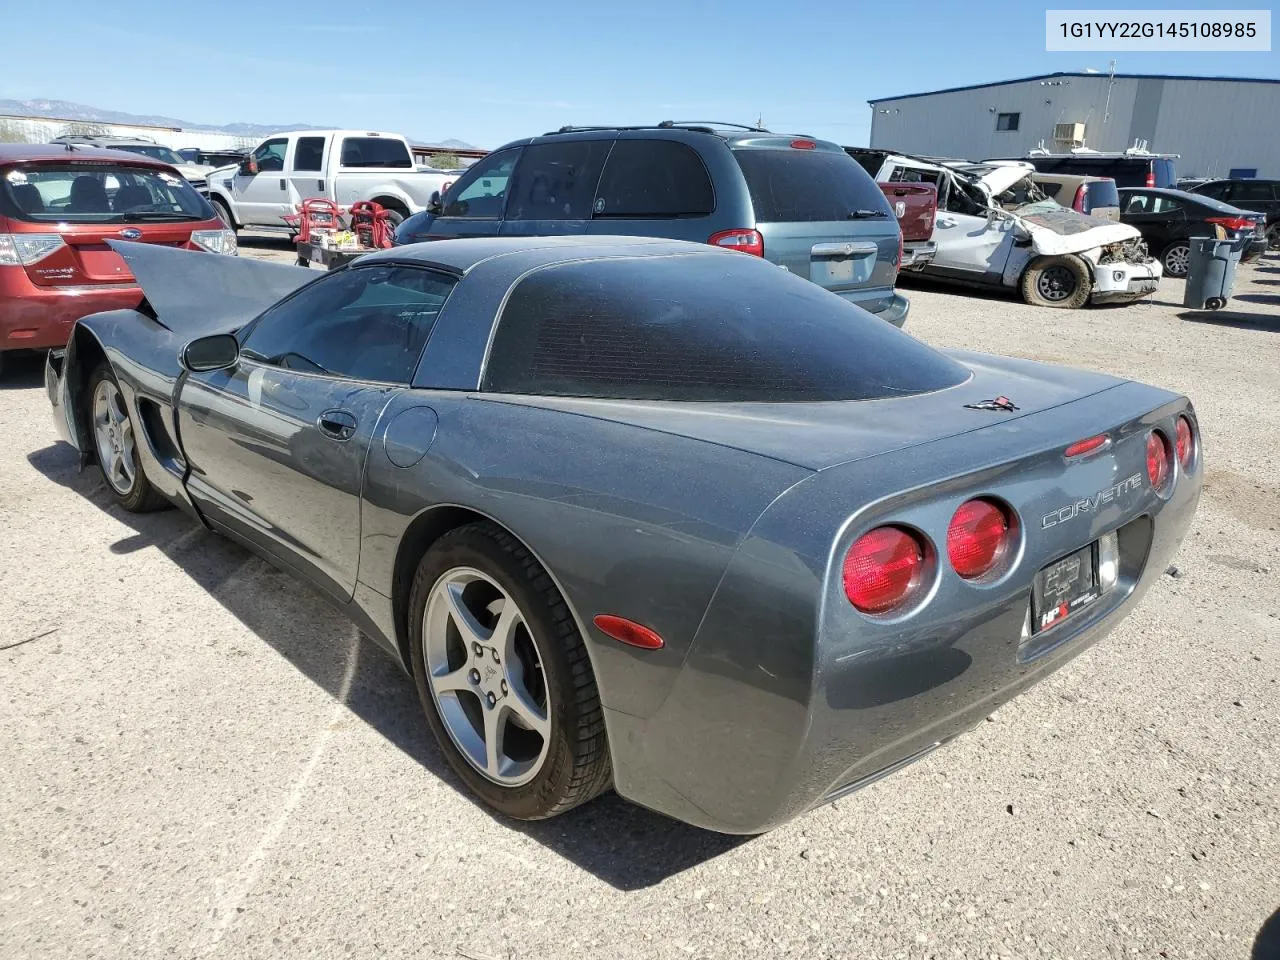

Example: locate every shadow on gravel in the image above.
[1234,293,1280,307]
[237,233,296,252]
[27,441,749,891]
[1,351,47,390]
[1177,309,1280,332]
[1255,907,1280,960]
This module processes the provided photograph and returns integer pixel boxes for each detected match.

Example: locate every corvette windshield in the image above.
[1,163,214,224]
[485,253,970,402]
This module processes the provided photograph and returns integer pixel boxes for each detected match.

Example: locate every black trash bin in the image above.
[1182,236,1242,311]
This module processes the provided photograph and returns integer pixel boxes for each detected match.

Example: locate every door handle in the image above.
[811,240,879,258]
[317,409,357,441]
[280,178,287,190]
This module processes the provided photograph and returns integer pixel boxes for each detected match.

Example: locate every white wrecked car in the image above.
[871,154,1161,308]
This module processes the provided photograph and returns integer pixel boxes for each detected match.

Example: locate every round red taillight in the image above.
[947,498,1011,579]
[843,526,925,614]
[1175,416,1194,468]
[1146,430,1172,492]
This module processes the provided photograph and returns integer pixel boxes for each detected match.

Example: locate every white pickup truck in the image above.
[205,129,456,233]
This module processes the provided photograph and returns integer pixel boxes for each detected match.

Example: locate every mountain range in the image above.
[0,98,476,148]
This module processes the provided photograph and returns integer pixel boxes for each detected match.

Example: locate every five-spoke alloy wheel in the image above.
[86,363,167,512]
[408,522,612,820]
[422,567,551,786]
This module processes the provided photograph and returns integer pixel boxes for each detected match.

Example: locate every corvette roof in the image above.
[363,235,723,273]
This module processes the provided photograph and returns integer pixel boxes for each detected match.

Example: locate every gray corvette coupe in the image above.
[46,236,1201,834]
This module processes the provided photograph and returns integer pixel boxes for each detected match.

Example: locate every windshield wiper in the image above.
[117,211,194,222]
[847,209,890,219]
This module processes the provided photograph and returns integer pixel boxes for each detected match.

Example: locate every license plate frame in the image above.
[1032,543,1100,633]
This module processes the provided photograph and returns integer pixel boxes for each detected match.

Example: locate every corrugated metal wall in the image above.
[0,115,258,152]
[868,77,1280,178]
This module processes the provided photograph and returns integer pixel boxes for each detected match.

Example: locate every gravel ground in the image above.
[2,236,1278,960]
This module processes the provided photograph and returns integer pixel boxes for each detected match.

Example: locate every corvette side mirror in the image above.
[182,334,240,372]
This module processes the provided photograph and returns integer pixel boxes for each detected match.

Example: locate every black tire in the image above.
[1161,241,1191,278]
[210,197,237,232]
[407,522,611,820]
[1020,254,1092,309]
[86,363,169,513]
[374,201,407,228]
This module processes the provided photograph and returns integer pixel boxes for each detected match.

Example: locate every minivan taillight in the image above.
[1145,170,1156,188]
[708,228,764,257]
[1072,183,1088,213]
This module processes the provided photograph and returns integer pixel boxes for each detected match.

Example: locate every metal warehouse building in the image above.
[868,72,1280,179]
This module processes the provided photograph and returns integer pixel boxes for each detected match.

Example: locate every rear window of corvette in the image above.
[482,253,969,402]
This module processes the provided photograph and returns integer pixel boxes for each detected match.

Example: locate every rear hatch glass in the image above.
[1082,178,1120,214]
[484,252,967,401]
[731,145,899,296]
[1,162,216,287]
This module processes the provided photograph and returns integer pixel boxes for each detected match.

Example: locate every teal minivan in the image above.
[395,122,909,327]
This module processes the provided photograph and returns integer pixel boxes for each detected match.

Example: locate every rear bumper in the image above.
[843,290,909,328]
[1242,237,1267,262]
[0,266,142,353]
[900,241,937,271]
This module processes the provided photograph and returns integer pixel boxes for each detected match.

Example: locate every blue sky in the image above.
[2,0,1275,148]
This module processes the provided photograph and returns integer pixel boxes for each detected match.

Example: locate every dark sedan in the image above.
[1118,187,1266,277]
[1188,179,1279,249]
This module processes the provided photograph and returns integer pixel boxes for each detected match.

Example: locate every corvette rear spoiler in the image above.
[106,240,315,336]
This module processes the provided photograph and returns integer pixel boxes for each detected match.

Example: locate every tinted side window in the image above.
[484,254,968,401]
[734,148,891,222]
[1233,180,1276,202]
[1194,181,1229,199]
[592,140,714,218]
[1082,179,1119,211]
[294,137,326,172]
[441,148,520,218]
[505,140,609,221]
[339,137,412,169]
[253,138,287,173]
[240,265,456,384]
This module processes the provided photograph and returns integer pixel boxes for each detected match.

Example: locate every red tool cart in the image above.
[287,199,397,269]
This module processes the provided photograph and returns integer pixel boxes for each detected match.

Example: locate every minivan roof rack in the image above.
[658,120,772,133]
[545,120,774,137]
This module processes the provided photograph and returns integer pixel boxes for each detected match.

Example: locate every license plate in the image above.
[1032,543,1099,632]
[309,245,324,263]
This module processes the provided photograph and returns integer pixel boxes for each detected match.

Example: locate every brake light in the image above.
[708,228,764,257]
[947,499,1012,580]
[1206,216,1254,232]
[1064,434,1109,458]
[843,526,925,614]
[790,139,816,150]
[0,233,66,266]
[1145,170,1156,187]
[593,615,664,650]
[1072,184,1087,213]
[1146,430,1173,492]
[1175,415,1195,467]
